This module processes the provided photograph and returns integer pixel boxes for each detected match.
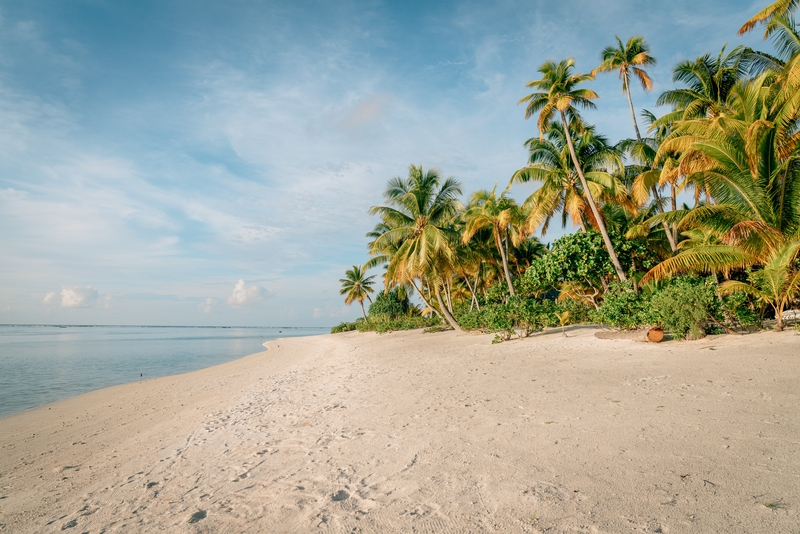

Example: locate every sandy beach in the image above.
[1,327,799,533]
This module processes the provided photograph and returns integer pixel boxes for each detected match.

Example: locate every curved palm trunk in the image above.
[560,111,628,282]
[359,300,367,320]
[494,226,516,296]
[435,283,462,331]
[410,278,441,319]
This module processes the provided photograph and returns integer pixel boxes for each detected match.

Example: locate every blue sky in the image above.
[0,0,769,326]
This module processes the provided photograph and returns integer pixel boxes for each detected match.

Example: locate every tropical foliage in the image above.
[335,1,800,337]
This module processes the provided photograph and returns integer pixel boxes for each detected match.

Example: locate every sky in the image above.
[0,0,771,326]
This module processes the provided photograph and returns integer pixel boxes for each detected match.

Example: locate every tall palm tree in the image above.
[339,265,376,320]
[368,164,464,331]
[462,185,525,296]
[511,121,628,236]
[592,36,657,142]
[519,60,628,282]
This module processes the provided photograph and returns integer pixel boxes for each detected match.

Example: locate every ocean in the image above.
[0,324,329,419]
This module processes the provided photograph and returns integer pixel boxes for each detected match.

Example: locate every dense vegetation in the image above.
[336,1,800,339]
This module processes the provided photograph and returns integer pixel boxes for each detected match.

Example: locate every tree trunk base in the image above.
[595,326,664,343]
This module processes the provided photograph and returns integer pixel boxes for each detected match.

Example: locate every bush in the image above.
[457,296,591,338]
[719,291,761,329]
[356,314,441,334]
[368,287,410,318]
[592,277,721,339]
[647,277,717,339]
[331,319,362,333]
[590,281,647,329]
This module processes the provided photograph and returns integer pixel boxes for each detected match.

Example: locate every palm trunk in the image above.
[445,279,453,313]
[560,111,628,282]
[774,303,785,332]
[624,75,676,253]
[462,270,480,312]
[435,284,462,331]
[670,182,679,246]
[495,226,516,296]
[473,269,482,310]
[411,278,441,319]
[359,300,367,320]
[623,75,643,142]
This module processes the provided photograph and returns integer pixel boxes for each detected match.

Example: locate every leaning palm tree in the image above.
[368,164,464,331]
[339,265,376,320]
[519,60,628,282]
[462,185,525,296]
[592,36,656,142]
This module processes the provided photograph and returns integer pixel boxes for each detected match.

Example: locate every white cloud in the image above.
[43,286,106,308]
[227,279,271,307]
[198,297,214,313]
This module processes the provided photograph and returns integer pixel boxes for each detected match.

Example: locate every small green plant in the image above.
[331,321,358,333]
[554,311,571,336]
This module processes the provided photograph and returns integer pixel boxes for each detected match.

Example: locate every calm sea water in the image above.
[0,325,329,419]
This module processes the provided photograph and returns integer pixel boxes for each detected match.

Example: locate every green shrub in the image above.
[456,296,591,339]
[331,319,361,333]
[719,291,761,329]
[593,277,721,339]
[357,314,441,334]
[590,281,649,329]
[368,287,411,318]
[648,277,717,339]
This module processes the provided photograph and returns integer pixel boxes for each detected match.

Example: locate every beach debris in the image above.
[595,326,664,343]
[188,510,207,523]
[332,489,350,501]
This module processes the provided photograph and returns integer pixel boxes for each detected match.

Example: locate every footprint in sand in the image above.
[188,510,207,523]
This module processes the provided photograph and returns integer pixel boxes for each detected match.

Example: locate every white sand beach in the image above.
[1,328,799,533]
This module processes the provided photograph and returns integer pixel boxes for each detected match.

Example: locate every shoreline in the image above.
[2,328,799,532]
[0,326,329,419]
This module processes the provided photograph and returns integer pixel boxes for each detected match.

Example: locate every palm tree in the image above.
[511,121,628,235]
[620,110,680,251]
[462,185,525,296]
[655,45,751,126]
[592,36,657,142]
[519,60,628,282]
[718,240,800,331]
[642,72,800,283]
[339,265,376,320]
[368,164,464,331]
[740,0,799,36]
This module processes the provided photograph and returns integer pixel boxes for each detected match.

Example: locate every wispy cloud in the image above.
[0,0,770,325]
